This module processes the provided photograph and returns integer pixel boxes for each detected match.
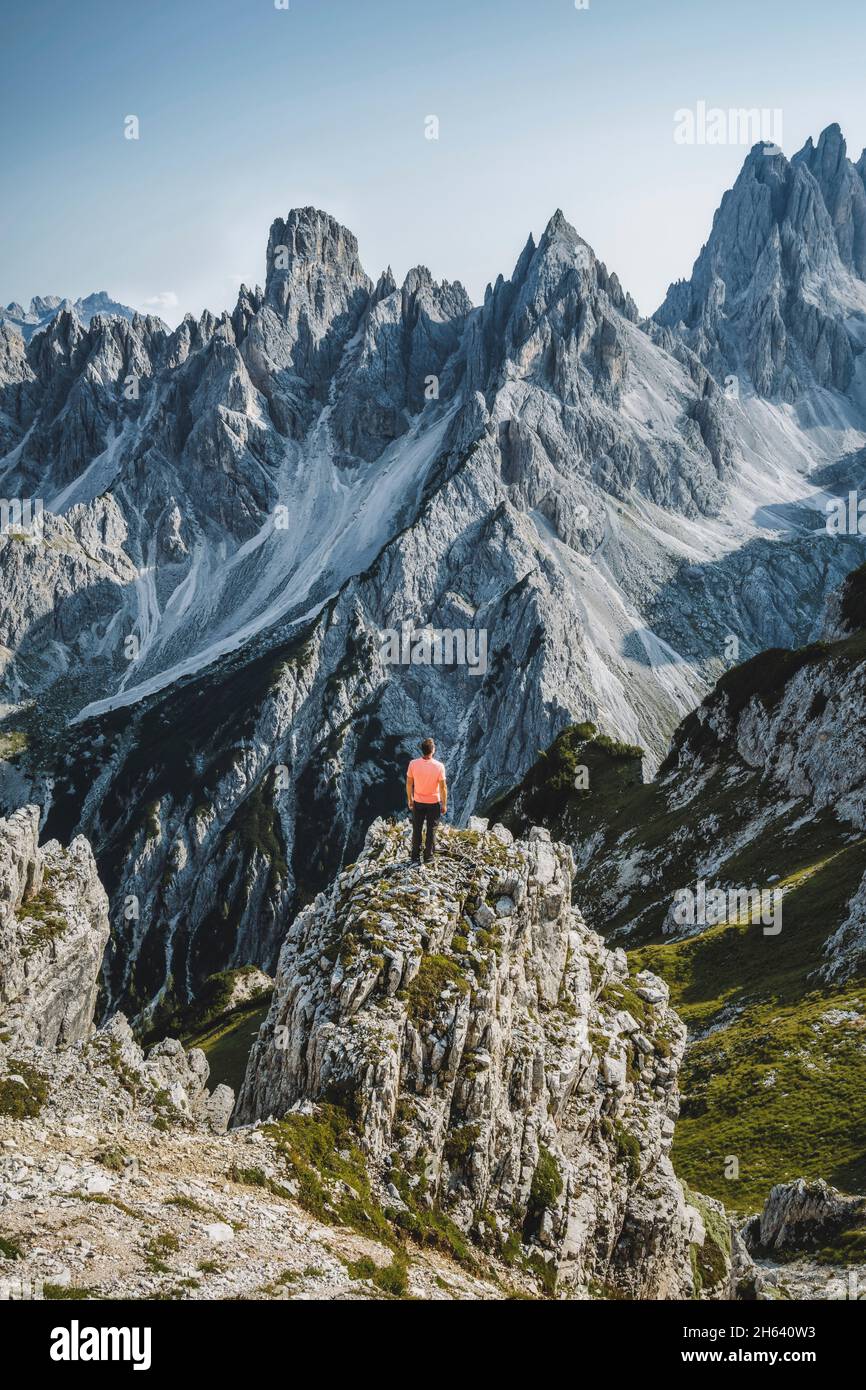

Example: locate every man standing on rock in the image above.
[406,738,447,865]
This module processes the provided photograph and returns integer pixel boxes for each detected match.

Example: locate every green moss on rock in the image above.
[405,954,470,1024]
[265,1104,393,1246]
[0,1060,49,1118]
[613,1125,641,1183]
[527,1145,563,1220]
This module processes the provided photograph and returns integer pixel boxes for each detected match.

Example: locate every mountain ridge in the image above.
[2,126,866,1020]
[0,291,141,342]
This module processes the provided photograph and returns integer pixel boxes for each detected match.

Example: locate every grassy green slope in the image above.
[187,999,271,1094]
[633,840,866,1213]
[142,966,275,1095]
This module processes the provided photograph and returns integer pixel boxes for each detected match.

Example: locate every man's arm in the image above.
[406,771,414,810]
[439,772,447,814]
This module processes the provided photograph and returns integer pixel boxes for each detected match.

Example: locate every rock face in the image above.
[0,805,109,1047]
[0,498,136,712]
[743,1178,866,1257]
[0,805,232,1126]
[238,817,709,1298]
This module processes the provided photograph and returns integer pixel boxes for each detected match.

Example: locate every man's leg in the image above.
[411,804,424,862]
[424,804,440,862]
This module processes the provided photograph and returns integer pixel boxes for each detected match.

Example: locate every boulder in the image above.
[743,1177,866,1256]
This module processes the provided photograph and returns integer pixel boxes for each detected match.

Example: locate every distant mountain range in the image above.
[1,124,866,1019]
[0,291,139,341]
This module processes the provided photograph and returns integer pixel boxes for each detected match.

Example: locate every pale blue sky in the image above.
[2,0,864,323]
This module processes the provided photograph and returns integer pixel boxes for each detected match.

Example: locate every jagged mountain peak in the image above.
[540,206,581,244]
[461,203,640,401]
[517,209,638,323]
[77,289,137,319]
[513,230,537,277]
[792,123,866,278]
[794,120,846,165]
[264,205,369,288]
[29,294,65,314]
[373,265,397,301]
[654,121,866,396]
[529,208,595,276]
[26,305,85,365]
[402,263,434,292]
[271,204,360,252]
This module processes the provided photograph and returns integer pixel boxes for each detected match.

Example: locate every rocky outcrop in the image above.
[219,965,273,1014]
[142,1033,235,1135]
[237,817,717,1298]
[743,1178,866,1257]
[0,805,109,1047]
[0,802,239,1130]
[0,499,136,710]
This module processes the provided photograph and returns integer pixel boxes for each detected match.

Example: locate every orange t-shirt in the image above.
[408,757,445,804]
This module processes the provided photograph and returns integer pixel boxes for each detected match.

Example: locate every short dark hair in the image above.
[420,737,435,756]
